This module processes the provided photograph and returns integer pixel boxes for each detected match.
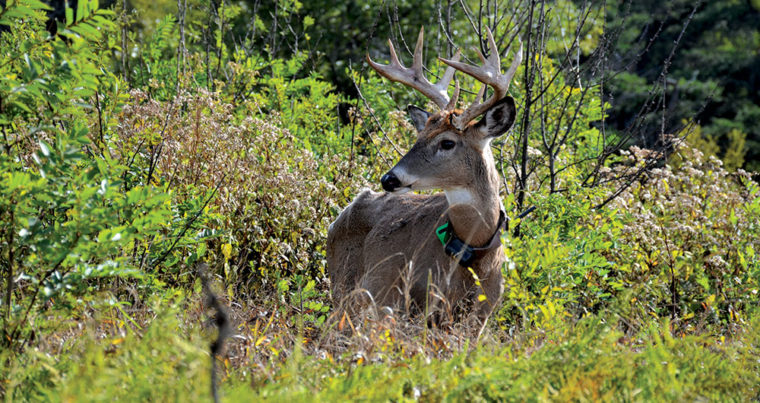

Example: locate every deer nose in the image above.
[381,172,401,192]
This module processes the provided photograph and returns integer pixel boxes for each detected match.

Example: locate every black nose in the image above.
[381,172,401,192]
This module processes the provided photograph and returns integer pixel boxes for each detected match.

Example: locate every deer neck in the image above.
[444,156,502,247]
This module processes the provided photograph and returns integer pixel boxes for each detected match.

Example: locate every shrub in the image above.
[115,88,369,294]
[498,140,760,336]
[0,0,178,349]
[605,143,760,332]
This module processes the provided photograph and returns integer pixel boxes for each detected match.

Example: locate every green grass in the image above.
[4,304,758,402]
[239,318,760,401]
[3,309,210,402]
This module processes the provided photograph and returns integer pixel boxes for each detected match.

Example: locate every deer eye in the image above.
[440,139,456,150]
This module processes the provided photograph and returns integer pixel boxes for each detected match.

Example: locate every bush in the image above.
[498,141,760,336]
[0,0,177,349]
[115,88,372,295]
[605,144,760,332]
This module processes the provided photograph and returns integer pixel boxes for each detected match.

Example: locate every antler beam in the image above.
[367,28,461,111]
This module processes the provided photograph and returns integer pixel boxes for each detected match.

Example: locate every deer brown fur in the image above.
[327,27,520,332]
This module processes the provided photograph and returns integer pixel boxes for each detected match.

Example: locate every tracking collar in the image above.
[435,210,506,268]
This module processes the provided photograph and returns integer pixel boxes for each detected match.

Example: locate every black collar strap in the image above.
[435,210,507,268]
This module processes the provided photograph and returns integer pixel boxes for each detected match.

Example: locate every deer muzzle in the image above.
[381,172,402,192]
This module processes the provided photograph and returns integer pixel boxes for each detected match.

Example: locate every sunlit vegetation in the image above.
[1,0,758,400]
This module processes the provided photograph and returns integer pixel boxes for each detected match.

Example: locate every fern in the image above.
[145,14,176,64]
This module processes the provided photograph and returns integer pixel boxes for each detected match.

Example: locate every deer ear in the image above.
[407,105,431,133]
[475,96,516,138]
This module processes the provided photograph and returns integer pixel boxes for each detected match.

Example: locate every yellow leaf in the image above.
[478,294,487,302]
[221,243,232,262]
[255,336,267,347]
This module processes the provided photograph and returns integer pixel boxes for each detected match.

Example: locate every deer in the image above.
[327,27,521,334]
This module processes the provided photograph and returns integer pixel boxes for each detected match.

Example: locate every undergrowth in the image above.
[1,0,759,401]
[3,298,758,401]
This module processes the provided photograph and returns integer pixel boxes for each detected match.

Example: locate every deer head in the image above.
[367,27,521,199]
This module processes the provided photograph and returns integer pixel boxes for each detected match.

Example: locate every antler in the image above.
[367,27,461,111]
[439,27,522,130]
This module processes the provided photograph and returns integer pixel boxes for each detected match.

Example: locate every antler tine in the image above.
[444,80,461,111]
[366,27,461,111]
[504,40,523,87]
[412,27,425,70]
[439,27,521,129]
[437,49,461,110]
[387,38,401,66]
[484,26,501,68]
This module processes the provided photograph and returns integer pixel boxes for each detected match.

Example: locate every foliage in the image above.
[684,124,748,171]
[0,0,177,348]
[500,189,619,332]
[1,0,760,400]
[4,304,759,400]
[606,144,760,331]
[1,298,210,401]
[499,140,760,335]
[115,87,366,294]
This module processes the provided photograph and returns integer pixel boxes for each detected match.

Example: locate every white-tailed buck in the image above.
[328,27,521,331]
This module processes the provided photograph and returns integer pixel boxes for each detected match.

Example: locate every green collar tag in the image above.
[435,222,451,246]
[433,211,506,268]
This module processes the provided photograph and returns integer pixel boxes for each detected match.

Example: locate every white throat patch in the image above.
[445,188,476,206]
[476,134,494,151]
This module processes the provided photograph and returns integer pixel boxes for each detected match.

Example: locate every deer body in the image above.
[328,27,520,328]
[327,180,504,321]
